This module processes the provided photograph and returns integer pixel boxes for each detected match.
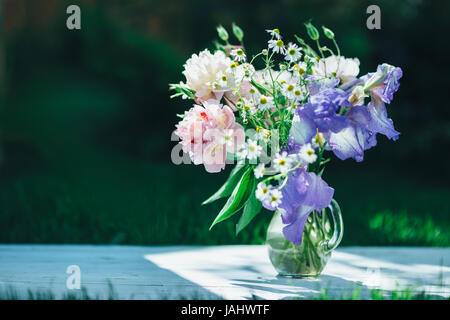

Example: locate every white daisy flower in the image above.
[254,163,266,179]
[267,189,283,208]
[258,95,275,111]
[256,126,271,142]
[299,143,318,164]
[242,98,257,115]
[285,43,302,63]
[245,139,262,160]
[216,71,229,88]
[266,28,281,39]
[293,87,306,101]
[268,39,286,54]
[248,86,258,98]
[255,182,271,201]
[281,82,298,99]
[227,61,240,73]
[273,151,291,173]
[230,48,246,62]
[221,129,236,148]
[290,62,308,76]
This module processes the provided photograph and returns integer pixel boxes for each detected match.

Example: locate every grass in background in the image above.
[1,284,447,300]
[0,160,449,246]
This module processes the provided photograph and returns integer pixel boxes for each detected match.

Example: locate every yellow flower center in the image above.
[273,29,280,34]
[287,84,294,91]
[276,40,284,47]
[279,159,286,165]
[260,97,268,104]
[289,48,296,55]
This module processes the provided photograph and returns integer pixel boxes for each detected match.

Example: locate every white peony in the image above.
[182,49,232,102]
[313,56,360,84]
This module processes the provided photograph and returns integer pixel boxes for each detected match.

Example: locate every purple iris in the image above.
[290,63,402,162]
[306,75,340,96]
[324,106,376,162]
[327,64,402,161]
[277,167,334,245]
[365,63,403,104]
[275,63,402,245]
[290,86,351,146]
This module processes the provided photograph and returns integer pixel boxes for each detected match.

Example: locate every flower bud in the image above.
[232,23,244,41]
[294,35,307,46]
[304,22,319,41]
[322,26,335,39]
[216,25,229,41]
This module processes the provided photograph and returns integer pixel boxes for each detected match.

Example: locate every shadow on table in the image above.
[230,248,449,299]
[230,274,372,299]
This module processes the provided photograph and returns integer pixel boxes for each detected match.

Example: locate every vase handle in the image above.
[323,199,344,252]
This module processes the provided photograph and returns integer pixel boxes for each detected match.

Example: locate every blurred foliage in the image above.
[0,0,448,245]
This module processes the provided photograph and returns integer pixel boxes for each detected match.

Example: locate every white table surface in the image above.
[0,245,448,299]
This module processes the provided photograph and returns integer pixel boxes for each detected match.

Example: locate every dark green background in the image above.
[0,0,448,246]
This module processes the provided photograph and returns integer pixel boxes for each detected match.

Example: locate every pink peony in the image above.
[175,100,245,173]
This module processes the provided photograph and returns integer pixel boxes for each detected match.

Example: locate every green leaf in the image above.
[235,184,262,235]
[202,163,248,205]
[250,78,270,95]
[294,35,307,46]
[209,167,255,230]
[294,35,318,58]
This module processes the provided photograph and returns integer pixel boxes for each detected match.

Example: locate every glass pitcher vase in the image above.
[266,199,344,278]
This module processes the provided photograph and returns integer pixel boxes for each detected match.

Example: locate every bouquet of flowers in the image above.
[170,22,402,249]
